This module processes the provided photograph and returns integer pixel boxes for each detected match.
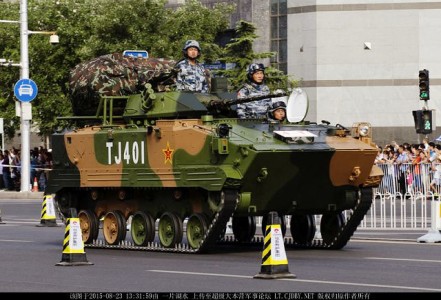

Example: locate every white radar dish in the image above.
[286,88,309,123]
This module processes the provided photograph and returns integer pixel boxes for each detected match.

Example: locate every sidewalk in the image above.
[0,190,44,200]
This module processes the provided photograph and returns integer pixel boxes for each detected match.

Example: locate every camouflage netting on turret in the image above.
[69,53,177,116]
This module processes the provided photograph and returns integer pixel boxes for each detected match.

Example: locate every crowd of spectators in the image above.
[0,146,52,192]
[2,139,440,195]
[374,138,441,195]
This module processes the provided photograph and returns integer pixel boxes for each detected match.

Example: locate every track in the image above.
[221,187,373,249]
[83,188,373,252]
[85,189,238,253]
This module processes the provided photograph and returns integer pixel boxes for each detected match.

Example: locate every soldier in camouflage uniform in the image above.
[236,63,271,119]
[175,40,210,93]
[267,101,287,122]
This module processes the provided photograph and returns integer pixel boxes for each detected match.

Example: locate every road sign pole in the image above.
[20,0,31,192]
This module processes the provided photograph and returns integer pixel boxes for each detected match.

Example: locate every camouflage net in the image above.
[69,53,177,116]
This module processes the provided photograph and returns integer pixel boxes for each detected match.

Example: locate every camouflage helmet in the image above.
[267,101,287,120]
[247,63,265,81]
[183,40,201,58]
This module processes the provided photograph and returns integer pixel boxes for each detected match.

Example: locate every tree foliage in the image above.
[1,1,294,143]
[217,20,297,92]
[0,0,234,140]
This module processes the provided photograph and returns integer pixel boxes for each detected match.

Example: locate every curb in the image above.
[0,191,44,200]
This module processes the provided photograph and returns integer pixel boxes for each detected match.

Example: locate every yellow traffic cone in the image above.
[254,211,296,279]
[36,195,59,227]
[56,208,93,266]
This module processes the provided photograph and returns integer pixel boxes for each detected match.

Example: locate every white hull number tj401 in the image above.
[106,141,145,165]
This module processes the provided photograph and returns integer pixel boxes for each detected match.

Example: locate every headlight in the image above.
[351,122,372,139]
[359,125,370,137]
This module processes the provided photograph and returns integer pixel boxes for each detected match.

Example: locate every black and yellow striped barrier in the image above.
[36,195,58,227]
[254,211,295,279]
[56,208,93,266]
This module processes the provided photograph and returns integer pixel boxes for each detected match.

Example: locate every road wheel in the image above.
[158,212,183,248]
[186,213,208,249]
[290,214,316,244]
[78,209,99,244]
[103,211,126,245]
[232,216,256,242]
[131,211,155,246]
[320,213,345,245]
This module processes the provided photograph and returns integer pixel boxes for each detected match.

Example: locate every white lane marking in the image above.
[1,221,41,224]
[0,200,42,203]
[0,239,33,243]
[147,270,441,292]
[351,239,441,245]
[365,257,441,263]
[1,220,62,225]
[356,232,425,235]
[4,219,40,224]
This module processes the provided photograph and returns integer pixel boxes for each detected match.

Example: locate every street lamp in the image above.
[29,30,59,44]
[0,0,58,192]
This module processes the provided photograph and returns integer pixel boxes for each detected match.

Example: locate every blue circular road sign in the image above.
[14,78,38,102]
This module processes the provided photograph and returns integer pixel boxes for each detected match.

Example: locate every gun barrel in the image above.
[208,92,287,112]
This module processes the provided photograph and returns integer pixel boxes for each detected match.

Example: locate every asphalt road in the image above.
[1,196,441,294]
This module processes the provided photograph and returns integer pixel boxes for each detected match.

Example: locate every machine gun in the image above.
[206,92,288,115]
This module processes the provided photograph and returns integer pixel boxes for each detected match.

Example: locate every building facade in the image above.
[287,0,441,146]
[170,0,441,146]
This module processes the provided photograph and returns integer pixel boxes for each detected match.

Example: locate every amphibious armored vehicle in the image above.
[46,56,382,253]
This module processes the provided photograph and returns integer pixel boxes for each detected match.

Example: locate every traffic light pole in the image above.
[414,69,433,140]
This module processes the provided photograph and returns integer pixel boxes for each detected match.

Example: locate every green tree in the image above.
[154,0,234,62]
[217,20,296,92]
[0,0,234,141]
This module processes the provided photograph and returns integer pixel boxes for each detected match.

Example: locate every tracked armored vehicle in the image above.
[46,57,382,253]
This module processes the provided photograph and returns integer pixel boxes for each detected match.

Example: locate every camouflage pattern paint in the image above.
[50,109,379,217]
[48,59,383,250]
[69,53,177,116]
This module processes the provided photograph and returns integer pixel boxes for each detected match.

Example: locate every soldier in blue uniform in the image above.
[236,63,271,119]
[267,101,287,122]
[175,40,210,93]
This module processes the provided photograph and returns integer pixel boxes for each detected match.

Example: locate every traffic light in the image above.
[412,110,432,134]
[419,69,430,100]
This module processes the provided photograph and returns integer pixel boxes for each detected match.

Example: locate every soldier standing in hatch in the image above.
[236,63,271,119]
[175,40,210,93]
[267,101,287,122]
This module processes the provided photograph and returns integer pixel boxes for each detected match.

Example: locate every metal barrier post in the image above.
[410,194,416,228]
[417,197,441,243]
[400,194,406,228]
[390,193,397,228]
[380,194,386,228]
